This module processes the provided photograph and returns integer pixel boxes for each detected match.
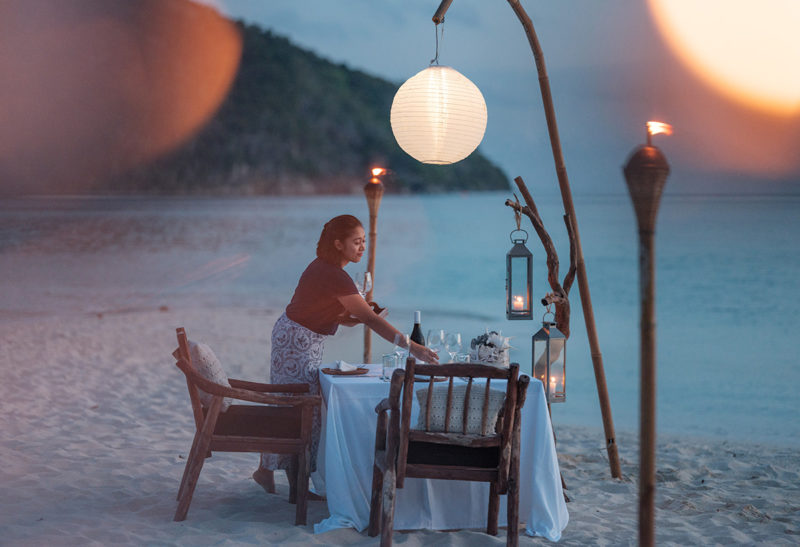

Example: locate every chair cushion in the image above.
[415,383,505,435]
[188,340,232,412]
[207,404,302,438]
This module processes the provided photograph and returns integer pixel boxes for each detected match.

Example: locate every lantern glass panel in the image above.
[548,338,566,403]
[532,337,550,389]
[509,255,530,312]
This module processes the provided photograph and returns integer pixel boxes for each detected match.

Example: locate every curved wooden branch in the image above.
[562,213,577,295]
[505,176,571,337]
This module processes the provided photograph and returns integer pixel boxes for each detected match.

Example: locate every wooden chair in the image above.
[172,327,321,525]
[368,358,530,547]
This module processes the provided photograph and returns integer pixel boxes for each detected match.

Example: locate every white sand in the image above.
[1,305,798,545]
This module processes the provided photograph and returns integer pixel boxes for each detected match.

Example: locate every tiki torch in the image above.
[363,167,386,363]
[623,120,671,547]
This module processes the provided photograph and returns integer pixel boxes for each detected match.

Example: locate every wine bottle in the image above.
[410,311,425,346]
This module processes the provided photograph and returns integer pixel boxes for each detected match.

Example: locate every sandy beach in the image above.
[2,304,798,545]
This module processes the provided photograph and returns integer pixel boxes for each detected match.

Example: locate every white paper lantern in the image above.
[390,65,487,165]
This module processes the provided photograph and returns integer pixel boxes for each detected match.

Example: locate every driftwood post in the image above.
[433,0,621,478]
[624,133,670,547]
[363,174,384,364]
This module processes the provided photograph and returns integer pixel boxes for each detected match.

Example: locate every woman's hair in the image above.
[316,214,363,264]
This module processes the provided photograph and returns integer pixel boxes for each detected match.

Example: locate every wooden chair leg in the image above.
[174,429,213,521]
[368,460,384,536]
[379,467,397,547]
[287,457,298,505]
[174,398,222,522]
[294,448,310,526]
[506,412,522,547]
[369,411,389,537]
[487,480,500,536]
[176,432,202,501]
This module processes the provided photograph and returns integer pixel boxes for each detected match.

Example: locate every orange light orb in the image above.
[648,0,800,115]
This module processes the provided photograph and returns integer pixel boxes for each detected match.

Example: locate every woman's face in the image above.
[335,226,366,265]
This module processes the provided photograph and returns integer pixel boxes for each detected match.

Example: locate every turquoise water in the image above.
[1,192,798,447]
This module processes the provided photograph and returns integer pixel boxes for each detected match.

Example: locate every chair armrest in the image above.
[176,360,320,408]
[228,378,310,393]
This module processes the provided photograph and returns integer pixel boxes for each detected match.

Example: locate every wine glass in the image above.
[352,271,372,298]
[426,329,445,362]
[393,333,410,366]
[444,332,462,362]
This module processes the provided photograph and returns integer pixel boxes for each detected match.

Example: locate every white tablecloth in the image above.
[312,364,569,541]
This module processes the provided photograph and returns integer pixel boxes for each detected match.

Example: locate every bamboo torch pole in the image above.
[624,123,670,547]
[363,169,385,364]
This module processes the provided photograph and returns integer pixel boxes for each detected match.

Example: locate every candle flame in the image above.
[371,167,386,177]
[647,121,673,136]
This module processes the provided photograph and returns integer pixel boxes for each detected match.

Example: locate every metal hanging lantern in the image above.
[532,307,566,403]
[506,204,533,320]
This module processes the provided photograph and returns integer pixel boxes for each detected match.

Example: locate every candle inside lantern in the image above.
[550,377,557,396]
[512,295,524,311]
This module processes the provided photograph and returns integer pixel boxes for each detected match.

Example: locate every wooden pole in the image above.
[363,177,384,364]
[624,142,669,547]
[505,0,621,478]
[433,0,621,477]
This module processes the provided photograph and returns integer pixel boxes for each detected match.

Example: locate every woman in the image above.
[253,214,437,495]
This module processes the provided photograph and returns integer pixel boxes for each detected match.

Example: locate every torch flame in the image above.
[646,121,673,136]
[371,167,386,177]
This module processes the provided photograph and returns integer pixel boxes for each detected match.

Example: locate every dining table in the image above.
[310,363,569,541]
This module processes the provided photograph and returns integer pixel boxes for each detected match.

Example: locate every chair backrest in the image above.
[394,357,527,489]
[175,327,206,433]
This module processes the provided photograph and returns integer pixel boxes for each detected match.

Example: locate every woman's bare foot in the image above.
[307,490,326,502]
[252,468,275,494]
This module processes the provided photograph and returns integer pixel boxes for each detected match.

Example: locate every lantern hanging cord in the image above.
[430,21,444,65]
[513,194,522,230]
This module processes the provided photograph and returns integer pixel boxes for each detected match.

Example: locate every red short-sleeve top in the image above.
[285,258,359,335]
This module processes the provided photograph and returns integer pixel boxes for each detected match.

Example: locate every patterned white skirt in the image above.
[260,312,325,471]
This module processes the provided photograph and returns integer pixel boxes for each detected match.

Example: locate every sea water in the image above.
[1,192,798,448]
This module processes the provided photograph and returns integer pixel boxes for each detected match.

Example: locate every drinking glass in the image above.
[444,332,462,362]
[426,329,445,362]
[393,333,410,366]
[352,271,372,298]
[382,353,398,381]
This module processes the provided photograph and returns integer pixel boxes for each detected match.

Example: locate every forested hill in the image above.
[107,22,509,195]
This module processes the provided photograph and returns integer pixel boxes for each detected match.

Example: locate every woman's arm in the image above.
[338,294,439,364]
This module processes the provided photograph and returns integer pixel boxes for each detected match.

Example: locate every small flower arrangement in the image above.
[469,329,512,367]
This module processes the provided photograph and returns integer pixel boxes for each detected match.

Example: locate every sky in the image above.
[3,0,796,196]
[208,0,800,196]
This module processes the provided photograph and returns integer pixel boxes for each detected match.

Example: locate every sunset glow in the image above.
[648,0,800,115]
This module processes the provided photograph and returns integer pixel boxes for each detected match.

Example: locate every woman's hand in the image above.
[410,341,439,364]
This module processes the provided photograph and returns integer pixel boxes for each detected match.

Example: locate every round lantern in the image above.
[390,65,487,165]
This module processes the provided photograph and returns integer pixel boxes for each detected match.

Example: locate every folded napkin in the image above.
[336,360,358,372]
